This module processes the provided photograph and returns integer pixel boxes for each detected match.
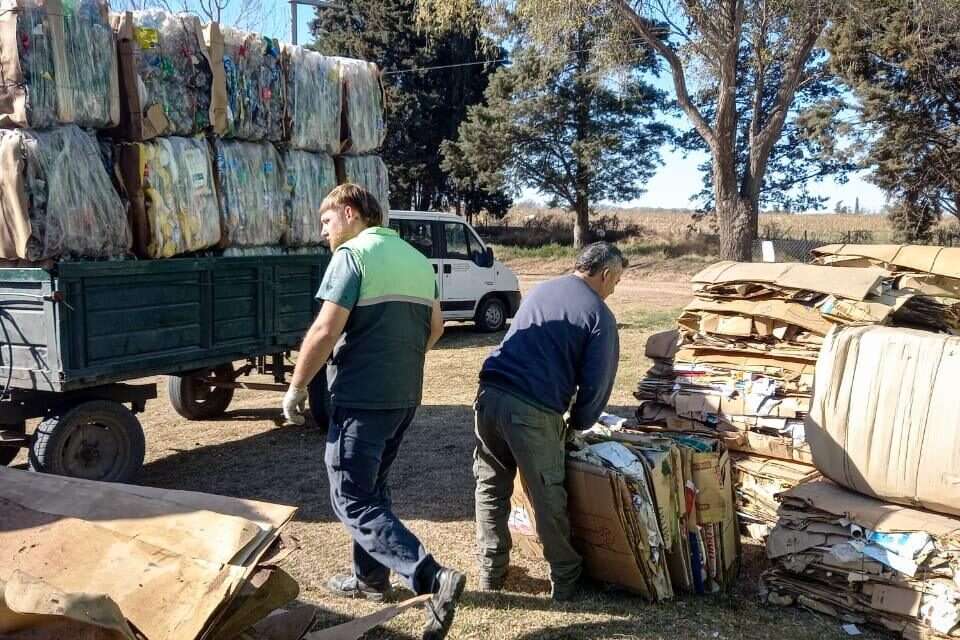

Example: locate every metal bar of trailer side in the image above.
[0,254,328,393]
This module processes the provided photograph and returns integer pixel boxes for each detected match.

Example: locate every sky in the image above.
[253,3,888,214]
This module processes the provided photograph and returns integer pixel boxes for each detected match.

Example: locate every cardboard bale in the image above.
[0,0,119,129]
[336,58,385,155]
[218,26,284,142]
[335,155,390,225]
[807,325,960,518]
[212,138,286,248]
[283,149,336,247]
[283,45,341,154]
[110,10,216,141]
[762,479,960,640]
[116,136,222,258]
[0,126,129,262]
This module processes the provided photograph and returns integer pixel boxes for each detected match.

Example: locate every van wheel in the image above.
[475,297,507,332]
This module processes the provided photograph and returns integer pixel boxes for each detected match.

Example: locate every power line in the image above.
[380,38,647,76]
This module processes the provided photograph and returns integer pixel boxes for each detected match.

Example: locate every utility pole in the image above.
[289,0,341,45]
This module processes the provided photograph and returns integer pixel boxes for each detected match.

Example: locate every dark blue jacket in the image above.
[479,274,619,429]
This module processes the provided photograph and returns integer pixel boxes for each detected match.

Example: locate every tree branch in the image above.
[614,0,717,149]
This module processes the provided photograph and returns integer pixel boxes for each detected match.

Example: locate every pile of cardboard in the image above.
[635,255,960,537]
[509,421,738,600]
[761,479,960,640]
[0,466,433,640]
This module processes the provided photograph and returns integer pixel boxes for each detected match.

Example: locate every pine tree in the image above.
[444,25,672,248]
[310,0,510,215]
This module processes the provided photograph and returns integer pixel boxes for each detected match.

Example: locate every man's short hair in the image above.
[320,184,383,227]
[574,241,628,276]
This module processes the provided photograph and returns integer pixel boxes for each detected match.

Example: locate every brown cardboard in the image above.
[692,261,885,301]
[807,326,960,517]
[508,460,656,598]
[645,329,680,360]
[203,23,228,136]
[685,297,834,335]
[814,243,960,279]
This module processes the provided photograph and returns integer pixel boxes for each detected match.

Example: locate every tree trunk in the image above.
[717,195,755,261]
[573,197,590,249]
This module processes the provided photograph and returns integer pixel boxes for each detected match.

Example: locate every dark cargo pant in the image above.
[473,385,582,588]
[324,405,441,594]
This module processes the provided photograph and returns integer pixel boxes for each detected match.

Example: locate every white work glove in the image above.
[282,385,308,426]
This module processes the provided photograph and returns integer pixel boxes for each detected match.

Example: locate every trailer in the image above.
[0,253,328,482]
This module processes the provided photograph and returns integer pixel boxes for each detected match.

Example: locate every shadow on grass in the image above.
[140,403,477,524]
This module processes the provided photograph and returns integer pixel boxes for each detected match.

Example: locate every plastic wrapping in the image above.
[113,10,214,139]
[284,150,336,246]
[220,26,284,141]
[213,139,286,247]
[336,57,385,154]
[0,0,119,129]
[0,126,130,261]
[336,155,390,224]
[117,136,221,258]
[283,45,341,153]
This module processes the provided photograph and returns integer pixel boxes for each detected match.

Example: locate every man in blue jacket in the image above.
[473,241,625,601]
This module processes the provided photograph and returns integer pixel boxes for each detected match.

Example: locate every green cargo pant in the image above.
[473,384,582,589]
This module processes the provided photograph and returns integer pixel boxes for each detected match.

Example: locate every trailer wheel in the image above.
[167,364,235,420]
[29,400,146,482]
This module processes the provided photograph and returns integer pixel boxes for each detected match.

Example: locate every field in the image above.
[9,253,884,640]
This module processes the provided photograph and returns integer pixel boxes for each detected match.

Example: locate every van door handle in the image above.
[443,264,452,274]
[433,264,438,273]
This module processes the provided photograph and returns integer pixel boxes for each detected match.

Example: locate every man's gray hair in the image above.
[574,242,628,276]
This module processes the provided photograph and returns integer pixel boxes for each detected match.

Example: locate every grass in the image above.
[7,261,884,640]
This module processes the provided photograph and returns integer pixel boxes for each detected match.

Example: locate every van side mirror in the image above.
[482,247,495,268]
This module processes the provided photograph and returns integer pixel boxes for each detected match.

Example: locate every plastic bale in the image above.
[336,58,385,154]
[0,125,130,262]
[112,10,215,140]
[335,155,389,225]
[282,45,340,154]
[220,26,284,142]
[117,136,222,258]
[284,150,335,246]
[0,0,119,129]
[213,139,286,248]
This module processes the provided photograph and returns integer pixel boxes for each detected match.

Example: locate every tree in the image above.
[828,0,960,241]
[311,0,511,215]
[679,46,855,221]
[418,0,836,261]
[443,25,672,247]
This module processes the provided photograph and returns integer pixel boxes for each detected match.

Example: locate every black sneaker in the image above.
[422,568,467,640]
[325,574,389,602]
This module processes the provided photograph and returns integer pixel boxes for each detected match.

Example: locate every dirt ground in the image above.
[10,255,881,639]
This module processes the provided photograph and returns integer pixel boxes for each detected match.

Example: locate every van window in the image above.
[390,219,436,258]
[444,222,483,262]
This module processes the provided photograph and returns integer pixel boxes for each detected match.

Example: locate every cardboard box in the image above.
[807,325,960,517]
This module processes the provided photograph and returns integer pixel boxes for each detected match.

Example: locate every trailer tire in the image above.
[29,401,146,482]
[167,365,235,420]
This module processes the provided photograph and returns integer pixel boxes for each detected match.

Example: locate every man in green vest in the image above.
[283,184,465,640]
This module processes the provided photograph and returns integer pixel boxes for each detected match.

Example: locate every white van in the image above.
[388,210,521,332]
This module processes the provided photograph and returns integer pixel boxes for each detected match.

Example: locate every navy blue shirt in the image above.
[480,274,619,429]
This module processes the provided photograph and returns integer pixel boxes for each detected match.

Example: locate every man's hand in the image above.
[283,384,309,425]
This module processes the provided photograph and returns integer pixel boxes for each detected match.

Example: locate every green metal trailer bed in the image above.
[0,253,328,481]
